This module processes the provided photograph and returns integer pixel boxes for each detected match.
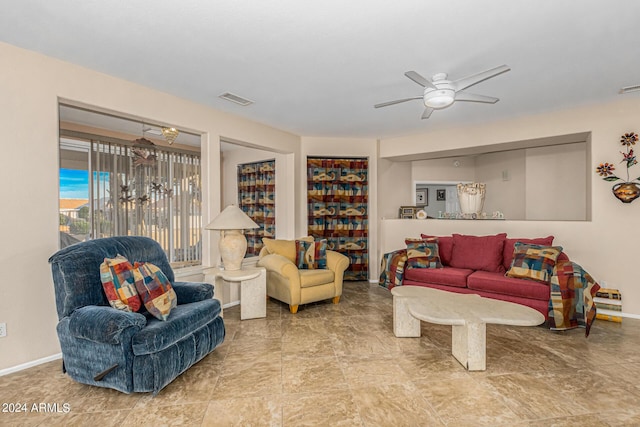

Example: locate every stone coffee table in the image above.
[391,286,545,371]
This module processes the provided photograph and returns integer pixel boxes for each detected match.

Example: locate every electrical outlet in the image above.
[0,323,6,338]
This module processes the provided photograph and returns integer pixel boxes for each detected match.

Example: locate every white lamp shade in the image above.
[205,205,259,230]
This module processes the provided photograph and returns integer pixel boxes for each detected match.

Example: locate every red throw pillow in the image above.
[421,234,453,266]
[502,236,554,271]
[449,233,507,273]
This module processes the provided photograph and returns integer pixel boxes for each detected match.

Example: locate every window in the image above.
[59,132,202,267]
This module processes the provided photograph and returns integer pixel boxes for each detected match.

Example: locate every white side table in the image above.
[204,267,266,320]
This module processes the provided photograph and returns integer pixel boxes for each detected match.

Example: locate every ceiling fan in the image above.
[374,65,510,119]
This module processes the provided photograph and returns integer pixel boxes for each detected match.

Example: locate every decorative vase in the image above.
[219,229,247,270]
[612,182,640,203]
[457,183,486,215]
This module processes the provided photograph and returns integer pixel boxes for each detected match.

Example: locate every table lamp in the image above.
[205,205,259,270]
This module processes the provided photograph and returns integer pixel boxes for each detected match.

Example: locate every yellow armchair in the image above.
[257,239,350,314]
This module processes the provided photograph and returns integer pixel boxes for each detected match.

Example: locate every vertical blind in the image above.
[60,134,202,267]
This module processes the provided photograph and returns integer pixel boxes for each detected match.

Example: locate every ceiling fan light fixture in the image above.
[376,66,509,119]
[424,89,455,109]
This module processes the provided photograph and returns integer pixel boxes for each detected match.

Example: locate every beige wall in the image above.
[379,97,640,317]
[411,157,476,183]
[525,143,587,220]
[475,150,526,219]
[378,158,412,219]
[0,42,300,371]
[301,137,378,281]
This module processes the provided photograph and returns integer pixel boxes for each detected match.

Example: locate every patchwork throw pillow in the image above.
[502,236,555,271]
[133,262,177,321]
[405,238,443,269]
[421,234,453,266]
[294,239,328,269]
[506,242,563,284]
[100,255,142,312]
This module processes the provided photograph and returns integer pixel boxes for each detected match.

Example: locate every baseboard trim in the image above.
[223,301,240,309]
[619,312,640,320]
[0,353,62,377]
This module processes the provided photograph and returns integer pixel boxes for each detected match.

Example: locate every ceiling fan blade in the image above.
[374,96,422,108]
[404,71,437,90]
[452,65,510,92]
[421,107,434,119]
[455,92,499,104]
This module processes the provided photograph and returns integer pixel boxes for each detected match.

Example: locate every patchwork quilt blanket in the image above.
[378,249,407,290]
[548,260,600,336]
[379,249,600,336]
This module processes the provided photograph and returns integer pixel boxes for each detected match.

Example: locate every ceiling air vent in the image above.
[219,92,254,106]
[619,85,640,94]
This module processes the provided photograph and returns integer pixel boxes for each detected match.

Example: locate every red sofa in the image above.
[401,233,568,319]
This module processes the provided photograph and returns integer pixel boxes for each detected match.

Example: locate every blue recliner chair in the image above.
[48,236,225,394]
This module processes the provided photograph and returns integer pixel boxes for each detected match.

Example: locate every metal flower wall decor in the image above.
[596,132,640,203]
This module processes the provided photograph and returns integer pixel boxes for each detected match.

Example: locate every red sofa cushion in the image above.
[502,236,554,271]
[404,266,473,288]
[421,234,453,266]
[467,270,550,301]
[449,233,507,273]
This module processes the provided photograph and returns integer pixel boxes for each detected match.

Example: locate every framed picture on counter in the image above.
[399,206,418,219]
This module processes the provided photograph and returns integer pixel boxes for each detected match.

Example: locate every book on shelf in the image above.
[596,312,622,323]
[594,296,622,306]
[596,307,624,322]
[595,303,622,312]
[595,288,621,300]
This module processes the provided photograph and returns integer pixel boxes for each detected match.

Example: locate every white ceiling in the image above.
[3,1,640,139]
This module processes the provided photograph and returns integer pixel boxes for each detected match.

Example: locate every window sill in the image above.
[173,264,204,279]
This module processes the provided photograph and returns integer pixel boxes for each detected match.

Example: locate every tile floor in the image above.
[1,282,640,426]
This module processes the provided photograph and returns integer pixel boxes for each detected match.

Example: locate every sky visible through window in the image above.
[60,168,88,199]
[60,169,112,199]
